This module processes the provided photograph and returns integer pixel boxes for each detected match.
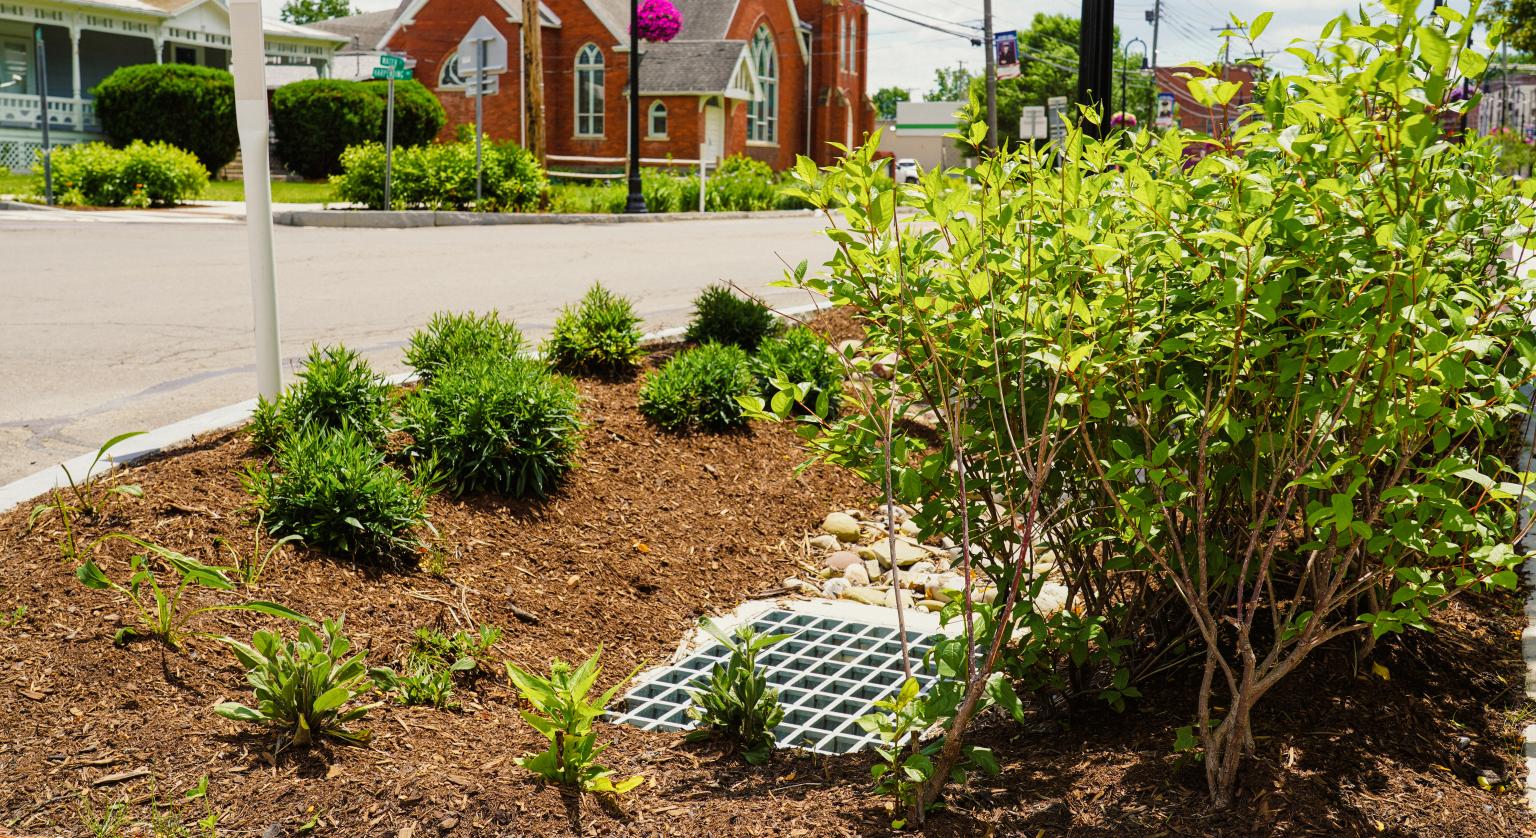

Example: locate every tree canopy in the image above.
[873,86,910,120]
[280,0,353,25]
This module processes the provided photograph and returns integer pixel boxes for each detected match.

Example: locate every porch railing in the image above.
[0,94,101,134]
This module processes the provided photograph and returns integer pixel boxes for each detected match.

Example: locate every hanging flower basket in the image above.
[1110,111,1139,128]
[636,0,683,43]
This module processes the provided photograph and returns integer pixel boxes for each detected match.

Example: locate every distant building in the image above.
[1473,72,1536,138]
[877,100,966,171]
[1154,65,1256,137]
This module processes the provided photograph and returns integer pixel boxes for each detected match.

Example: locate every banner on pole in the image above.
[1155,92,1176,129]
[995,30,1020,80]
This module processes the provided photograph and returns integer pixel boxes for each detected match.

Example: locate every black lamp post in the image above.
[1120,37,1147,129]
[625,0,646,213]
[1076,0,1115,140]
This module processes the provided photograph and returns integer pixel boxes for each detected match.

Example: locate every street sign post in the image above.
[458,17,507,206]
[32,26,51,205]
[374,54,416,211]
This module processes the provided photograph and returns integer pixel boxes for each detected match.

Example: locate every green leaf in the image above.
[312,686,352,713]
[75,561,114,590]
[1249,11,1272,41]
[1418,25,1451,73]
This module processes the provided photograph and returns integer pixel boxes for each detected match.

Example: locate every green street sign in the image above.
[379,54,405,68]
[372,67,412,80]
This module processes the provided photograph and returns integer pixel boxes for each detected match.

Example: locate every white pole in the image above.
[384,73,395,209]
[698,146,707,213]
[475,40,485,205]
[229,0,281,400]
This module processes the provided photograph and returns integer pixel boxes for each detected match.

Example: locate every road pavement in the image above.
[0,213,837,484]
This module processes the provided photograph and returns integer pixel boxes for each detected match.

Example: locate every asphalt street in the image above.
[0,213,838,484]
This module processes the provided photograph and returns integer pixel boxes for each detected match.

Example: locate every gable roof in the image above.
[638,39,759,100]
[306,9,397,53]
[670,0,737,40]
[376,0,560,51]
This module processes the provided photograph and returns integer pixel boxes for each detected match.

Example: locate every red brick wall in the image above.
[382,0,528,144]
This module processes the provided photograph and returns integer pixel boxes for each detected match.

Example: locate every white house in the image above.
[0,0,347,171]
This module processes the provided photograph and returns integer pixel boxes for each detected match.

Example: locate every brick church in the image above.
[313,0,874,169]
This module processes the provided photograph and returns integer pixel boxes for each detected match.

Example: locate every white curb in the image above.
[1519,383,1536,810]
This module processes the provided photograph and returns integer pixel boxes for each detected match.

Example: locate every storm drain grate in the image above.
[609,608,940,755]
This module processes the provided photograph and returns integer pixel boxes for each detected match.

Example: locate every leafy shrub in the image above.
[215,617,378,748]
[505,650,643,794]
[637,343,754,432]
[549,182,627,214]
[402,356,581,497]
[542,283,646,375]
[41,141,207,207]
[754,326,842,417]
[641,167,686,212]
[684,284,778,350]
[686,620,788,764]
[360,79,447,148]
[91,64,237,173]
[272,79,386,179]
[249,345,393,451]
[243,426,430,561]
[706,154,777,211]
[785,8,1536,818]
[331,137,547,211]
[373,624,501,709]
[404,311,524,380]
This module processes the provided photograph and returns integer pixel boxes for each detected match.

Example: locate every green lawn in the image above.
[0,171,333,204]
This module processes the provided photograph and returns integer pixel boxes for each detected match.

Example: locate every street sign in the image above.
[458,16,508,73]
[1047,96,1069,144]
[373,67,413,80]
[465,74,499,97]
[380,54,405,68]
[1019,105,1047,140]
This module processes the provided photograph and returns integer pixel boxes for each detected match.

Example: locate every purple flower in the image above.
[635,0,683,43]
[1109,111,1138,128]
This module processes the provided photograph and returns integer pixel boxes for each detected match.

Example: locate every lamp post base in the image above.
[624,176,647,213]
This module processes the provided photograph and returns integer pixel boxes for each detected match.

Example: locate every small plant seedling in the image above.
[686,619,790,764]
[857,676,999,829]
[44,431,147,521]
[371,624,499,709]
[216,617,378,749]
[505,649,644,795]
[1,605,25,630]
[74,534,308,648]
[215,512,300,587]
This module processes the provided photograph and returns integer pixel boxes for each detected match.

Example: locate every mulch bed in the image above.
[1,328,1532,836]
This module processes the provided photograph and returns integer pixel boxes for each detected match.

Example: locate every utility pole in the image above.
[1148,0,1161,71]
[983,0,997,150]
[1076,0,1115,140]
[521,0,545,161]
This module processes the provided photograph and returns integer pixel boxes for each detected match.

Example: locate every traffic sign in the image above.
[373,67,413,80]
[1019,105,1047,140]
[458,16,508,73]
[380,54,405,68]
[465,74,499,97]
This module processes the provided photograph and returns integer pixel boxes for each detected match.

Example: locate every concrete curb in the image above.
[0,300,829,517]
[274,208,819,228]
[1518,383,1536,810]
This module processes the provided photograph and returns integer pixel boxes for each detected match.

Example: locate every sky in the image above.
[275,0,1421,99]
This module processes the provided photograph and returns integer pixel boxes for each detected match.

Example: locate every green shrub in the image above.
[638,343,754,432]
[706,154,777,211]
[404,311,524,380]
[215,617,378,748]
[372,624,501,709]
[641,167,686,212]
[754,326,842,417]
[41,141,207,207]
[402,356,581,497]
[249,345,393,451]
[684,284,778,350]
[549,182,627,213]
[686,620,789,765]
[543,283,646,375]
[360,79,447,148]
[505,650,644,794]
[272,79,385,179]
[244,426,430,561]
[331,138,547,211]
[91,64,237,173]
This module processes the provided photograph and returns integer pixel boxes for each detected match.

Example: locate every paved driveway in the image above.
[0,213,837,484]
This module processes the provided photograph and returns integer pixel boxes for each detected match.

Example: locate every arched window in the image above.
[575,43,605,137]
[439,53,465,88]
[747,25,777,143]
[648,100,668,138]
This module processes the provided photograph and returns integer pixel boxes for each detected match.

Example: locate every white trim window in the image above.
[0,37,33,95]
[747,25,777,144]
[647,100,668,138]
[839,15,848,72]
[848,14,857,73]
[575,43,605,137]
[438,52,466,89]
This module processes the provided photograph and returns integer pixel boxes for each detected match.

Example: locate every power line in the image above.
[860,0,979,43]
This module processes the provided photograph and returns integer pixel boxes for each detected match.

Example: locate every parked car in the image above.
[894,158,920,183]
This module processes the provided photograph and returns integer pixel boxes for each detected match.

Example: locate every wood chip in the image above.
[91,767,150,786]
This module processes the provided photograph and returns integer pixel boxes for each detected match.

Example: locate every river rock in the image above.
[917,599,946,613]
[824,550,862,572]
[884,588,916,609]
[822,578,850,598]
[843,563,871,586]
[858,539,929,568]
[841,586,888,607]
[907,560,936,575]
[808,534,841,551]
[1036,582,1069,614]
[822,512,862,542]
[899,519,921,537]
[925,573,968,601]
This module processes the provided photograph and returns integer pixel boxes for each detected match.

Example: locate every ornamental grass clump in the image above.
[243,425,431,562]
[778,3,1536,820]
[402,356,581,497]
[638,343,755,432]
[403,310,525,381]
[249,345,393,451]
[542,283,646,376]
[684,284,778,350]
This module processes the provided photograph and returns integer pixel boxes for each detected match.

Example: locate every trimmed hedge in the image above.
[91,64,238,173]
[41,141,208,207]
[360,79,447,149]
[273,80,386,179]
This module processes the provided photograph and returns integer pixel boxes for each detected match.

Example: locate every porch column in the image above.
[154,37,164,63]
[68,24,80,100]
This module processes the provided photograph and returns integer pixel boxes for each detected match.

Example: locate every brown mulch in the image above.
[0,338,1532,836]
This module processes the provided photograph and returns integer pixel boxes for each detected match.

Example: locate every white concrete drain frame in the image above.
[610,599,944,755]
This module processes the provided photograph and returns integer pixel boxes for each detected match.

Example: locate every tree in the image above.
[872,86,910,120]
[280,0,353,25]
[928,64,974,101]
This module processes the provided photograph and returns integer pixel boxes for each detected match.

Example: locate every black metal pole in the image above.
[1119,47,1127,127]
[624,0,646,213]
[34,25,52,206]
[1076,0,1115,140]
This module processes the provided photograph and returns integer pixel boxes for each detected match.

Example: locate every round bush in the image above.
[243,425,429,562]
[361,79,447,148]
[685,284,779,350]
[42,141,208,207]
[638,343,755,432]
[92,64,238,173]
[249,345,393,451]
[403,356,582,497]
[273,80,385,179]
[405,311,524,380]
[754,326,843,417]
[543,283,645,376]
